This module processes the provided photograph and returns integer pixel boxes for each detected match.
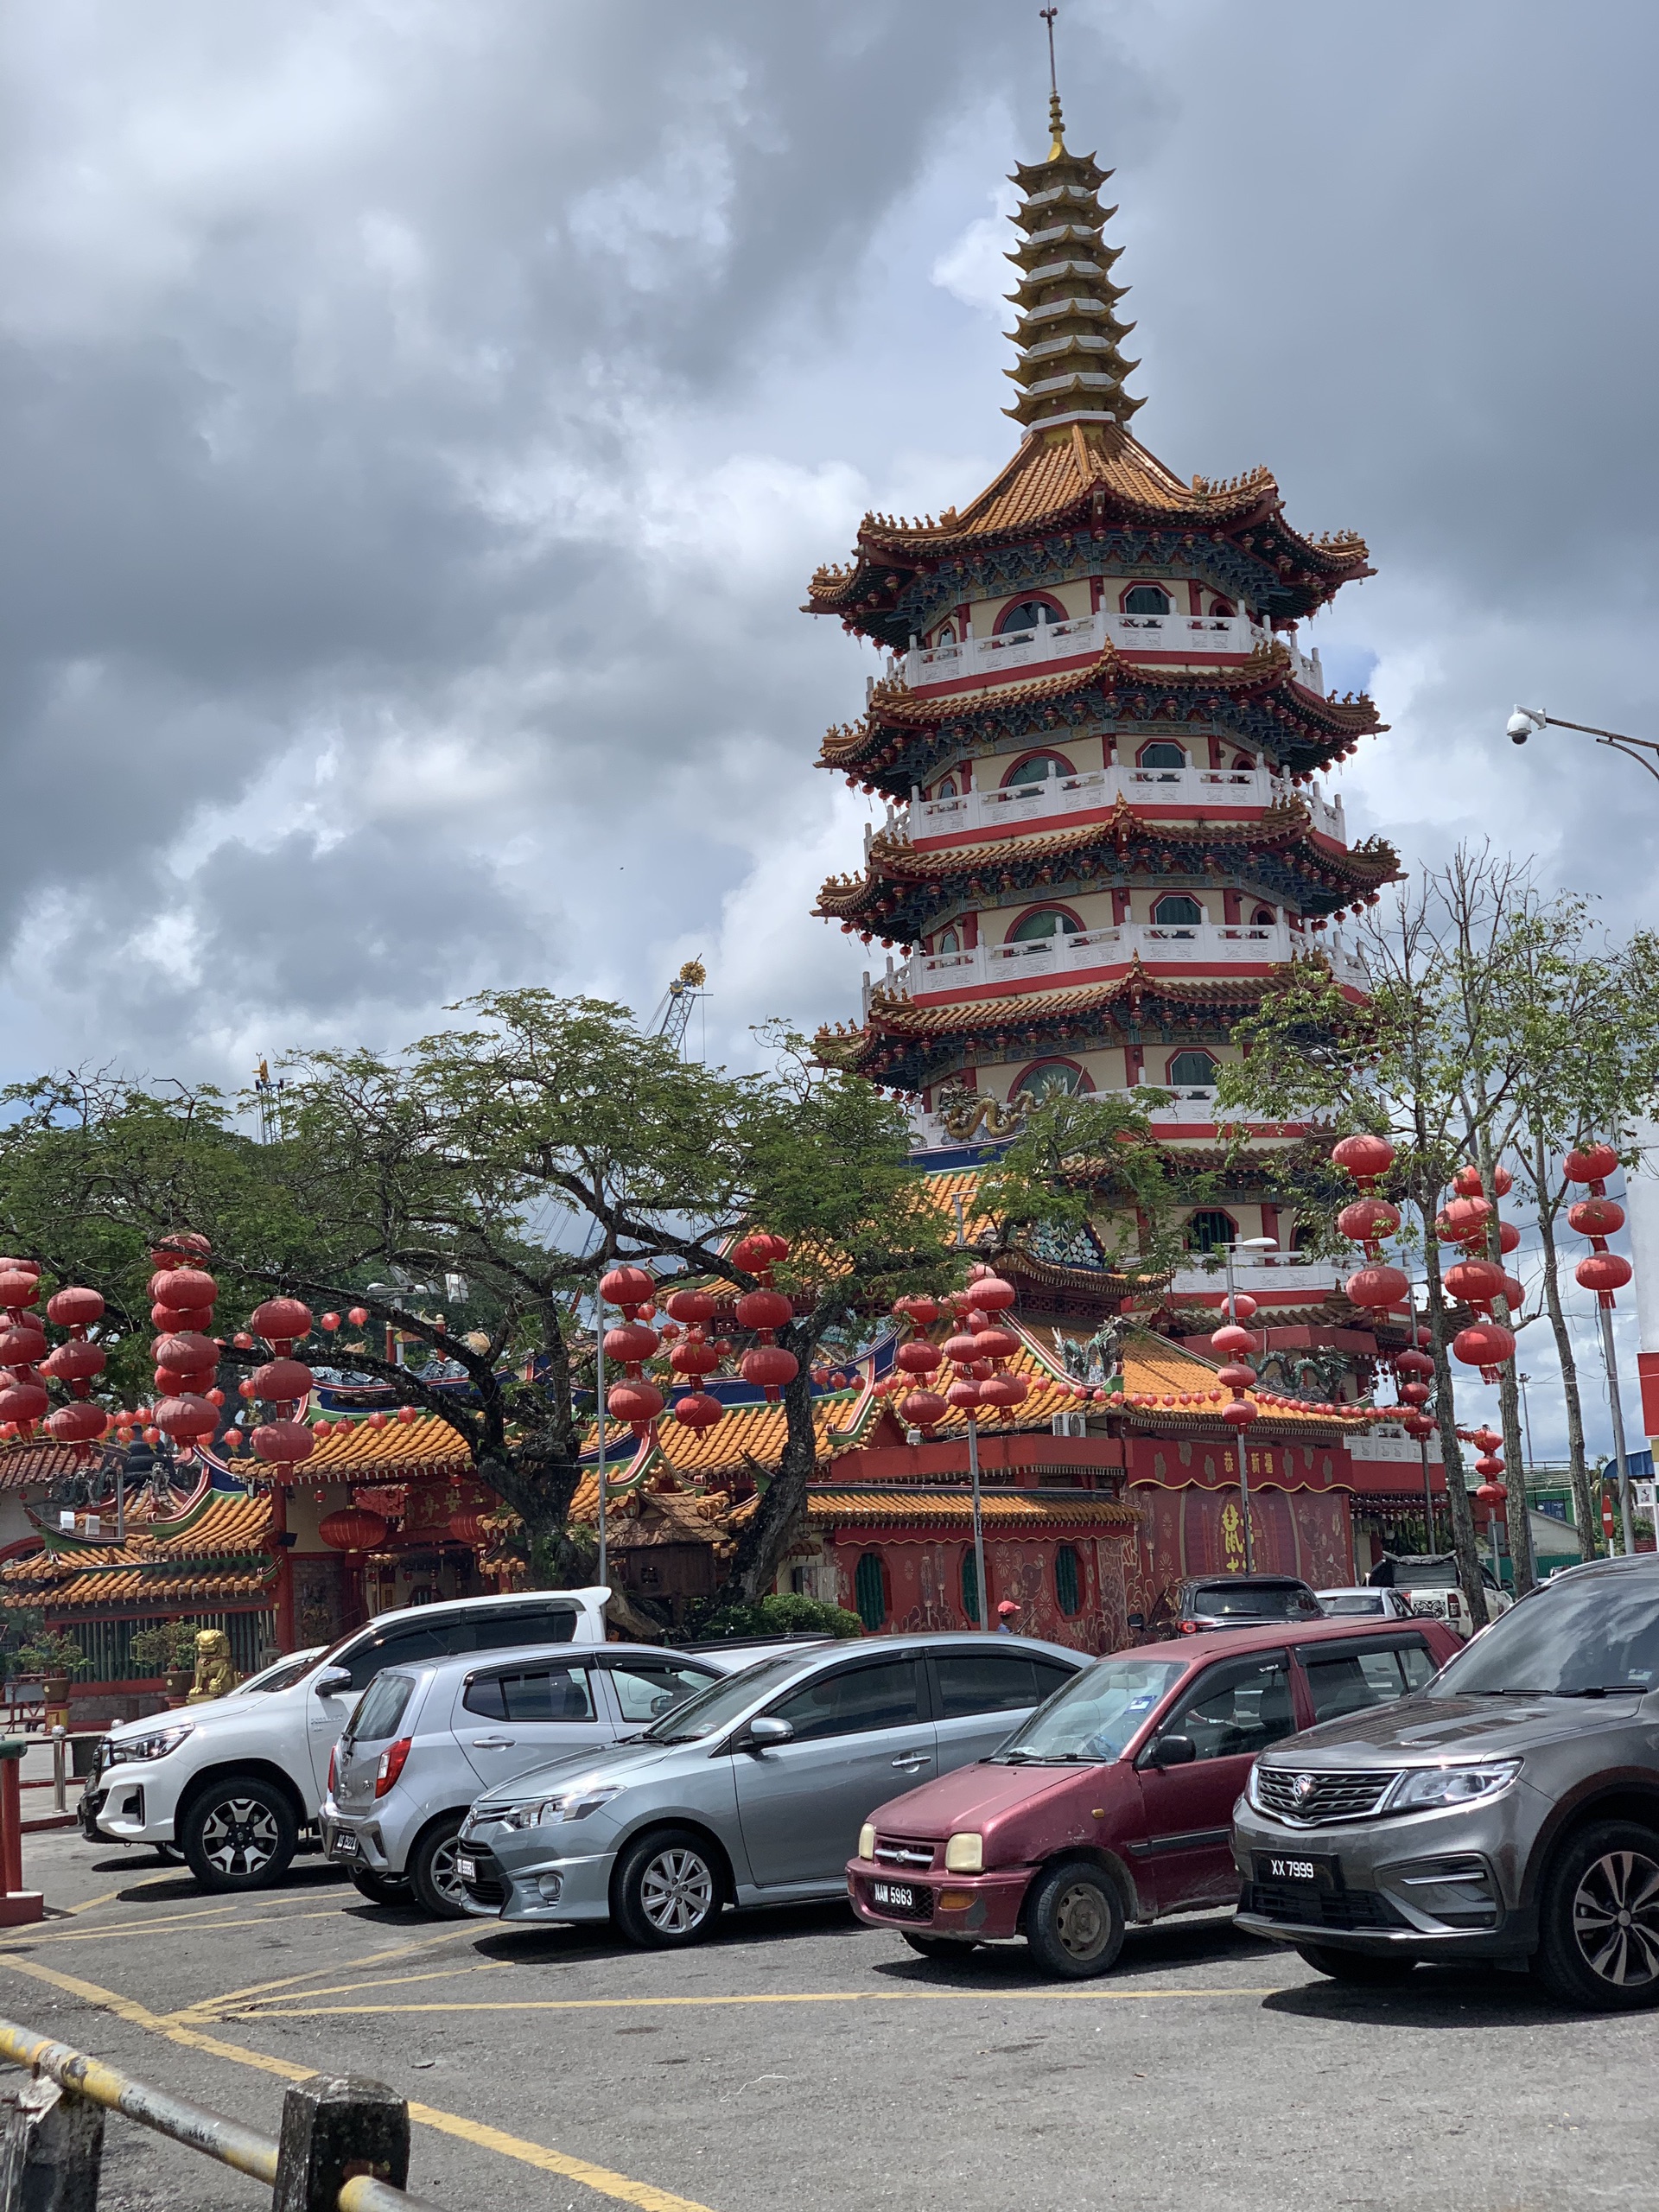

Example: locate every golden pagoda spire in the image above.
[1002,18,1141,431]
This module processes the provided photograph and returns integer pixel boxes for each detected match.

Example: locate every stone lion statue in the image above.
[186,1628,242,1704]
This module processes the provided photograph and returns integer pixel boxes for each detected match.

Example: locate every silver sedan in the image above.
[456,1632,1086,1947]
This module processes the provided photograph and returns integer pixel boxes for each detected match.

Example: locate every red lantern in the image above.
[894,1295,942,1327]
[1452,1321,1516,1370]
[1210,1323,1255,1357]
[665,1288,716,1327]
[1230,1294,1258,1321]
[0,1272,40,1310]
[367,1410,389,1430]
[347,1306,370,1327]
[319,1507,391,1553]
[251,1297,313,1348]
[251,1357,315,1405]
[739,1344,798,1402]
[1435,1196,1493,1245]
[599,1265,655,1310]
[150,1268,217,1311]
[1217,1363,1255,1390]
[899,1388,947,1430]
[0,1259,40,1279]
[734,1288,793,1335]
[41,1338,106,1391]
[1332,1134,1395,1185]
[895,1340,941,1375]
[321,1312,341,1332]
[0,1380,48,1427]
[1577,1252,1633,1294]
[607,1378,664,1434]
[1564,1144,1619,1185]
[671,1392,724,1432]
[1475,1479,1508,1508]
[1568,1197,1625,1238]
[395,1404,418,1425]
[1338,1198,1401,1243]
[670,1338,720,1377]
[963,1270,1017,1312]
[152,1331,219,1375]
[1442,1258,1506,1307]
[1394,1349,1433,1377]
[1222,1398,1260,1429]
[155,1395,217,1441]
[944,1376,981,1410]
[45,1402,107,1446]
[603,1322,661,1365]
[1400,1381,1431,1406]
[0,1325,48,1367]
[252,1418,315,1467]
[447,1510,488,1547]
[969,1326,1020,1363]
[1344,1263,1410,1310]
[44,1287,104,1331]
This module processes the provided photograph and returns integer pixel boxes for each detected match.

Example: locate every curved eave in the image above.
[814,807,1402,931]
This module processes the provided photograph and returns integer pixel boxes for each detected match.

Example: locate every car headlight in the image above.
[858,1823,875,1861]
[1245,1760,1268,1811]
[944,1831,982,1874]
[1386,1760,1521,1813]
[501,1784,624,1830]
[105,1725,194,1765]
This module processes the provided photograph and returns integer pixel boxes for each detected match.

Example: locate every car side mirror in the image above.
[1127,1613,1146,1632]
[1140,1733,1196,1769]
[315,1668,353,1699]
[745,1715,795,1749]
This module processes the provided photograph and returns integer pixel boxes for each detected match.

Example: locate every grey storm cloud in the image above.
[0,3,1654,1107]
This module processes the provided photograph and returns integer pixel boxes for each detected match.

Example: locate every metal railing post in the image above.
[50,1729,66,1816]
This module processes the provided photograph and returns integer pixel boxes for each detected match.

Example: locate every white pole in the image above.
[1600,1302,1636,1557]
[1225,1244,1255,1573]
[967,1414,988,1628]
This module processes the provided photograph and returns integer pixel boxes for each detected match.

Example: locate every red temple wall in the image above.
[829,1530,1133,1654]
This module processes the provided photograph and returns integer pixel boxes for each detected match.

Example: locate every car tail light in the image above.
[1179,1620,1199,1635]
[374,1738,412,1798]
[327,1745,337,1795]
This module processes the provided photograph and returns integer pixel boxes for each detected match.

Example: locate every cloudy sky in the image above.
[2,0,1653,1465]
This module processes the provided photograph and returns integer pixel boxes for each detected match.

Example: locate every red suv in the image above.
[847,1616,1462,1979]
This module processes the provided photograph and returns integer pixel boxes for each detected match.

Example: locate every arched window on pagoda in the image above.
[1167,1049,1218,1090]
[1007,907,1082,943]
[997,597,1063,635]
[1003,752,1073,788]
[1232,752,1256,771]
[1252,905,1276,926]
[1012,1059,1090,1103]
[1122,584,1171,615]
[935,926,961,955]
[1136,741,1187,772]
[1152,894,1204,929]
[1185,1208,1238,1255]
[934,775,957,799]
[1211,597,1236,618]
[935,623,956,645]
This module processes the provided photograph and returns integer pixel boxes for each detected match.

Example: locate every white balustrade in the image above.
[904,919,1295,999]
[903,612,1326,698]
[1350,1428,1446,1465]
[1169,1258,1344,1298]
[907,765,1345,846]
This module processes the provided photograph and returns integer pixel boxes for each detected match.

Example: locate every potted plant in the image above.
[13,1630,92,1722]
[130,1621,201,1707]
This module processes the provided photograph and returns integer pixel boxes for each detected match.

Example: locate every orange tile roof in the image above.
[1117,1332,1375,1438]
[253,1414,473,1478]
[32,1566,276,1609]
[802,1487,1138,1531]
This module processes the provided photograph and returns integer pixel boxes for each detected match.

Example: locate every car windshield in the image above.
[1319,1594,1383,1617]
[640,1654,809,1743]
[1192,1583,1313,1619]
[1433,1573,1659,1698]
[991,1655,1190,1764]
[1402,1559,1496,1592]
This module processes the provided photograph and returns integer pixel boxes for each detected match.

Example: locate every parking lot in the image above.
[0,1827,1646,2212]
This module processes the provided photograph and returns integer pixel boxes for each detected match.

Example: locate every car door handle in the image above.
[471,1737,516,1749]
[891,1751,931,1770]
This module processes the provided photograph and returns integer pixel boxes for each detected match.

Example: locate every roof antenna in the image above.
[1040,5,1065,156]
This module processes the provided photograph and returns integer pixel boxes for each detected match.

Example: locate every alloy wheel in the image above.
[1054,1880,1111,1961]
[199,1797,281,1878]
[639,1847,715,1936]
[428,1834,467,1907]
[1572,1849,1659,1987]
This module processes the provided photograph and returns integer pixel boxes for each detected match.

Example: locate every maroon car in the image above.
[847,1615,1463,1978]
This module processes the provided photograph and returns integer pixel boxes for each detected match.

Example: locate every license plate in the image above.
[873,1882,918,1909]
[330,1831,360,1859]
[1255,1851,1340,1891]
[456,1856,477,1883]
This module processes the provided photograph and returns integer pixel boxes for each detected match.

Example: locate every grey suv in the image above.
[1233,1553,1659,2008]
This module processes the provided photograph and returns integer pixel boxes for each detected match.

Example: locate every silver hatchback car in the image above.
[321,1641,732,1914]
[456,1632,1087,1946]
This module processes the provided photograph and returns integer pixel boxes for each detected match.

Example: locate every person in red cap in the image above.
[995,1599,1022,1635]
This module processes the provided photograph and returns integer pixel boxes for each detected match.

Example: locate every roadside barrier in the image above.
[0,1747,41,1925]
[0,2013,443,2212]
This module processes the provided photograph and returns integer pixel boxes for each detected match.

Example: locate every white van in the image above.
[80,1586,612,1890]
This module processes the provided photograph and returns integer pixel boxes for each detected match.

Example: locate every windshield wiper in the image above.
[999,1750,1092,1764]
[1486,1685,1642,1699]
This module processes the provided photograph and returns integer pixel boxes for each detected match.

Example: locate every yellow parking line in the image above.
[235,1984,1286,2018]
[167,1921,484,2022]
[0,1950,721,2212]
[218,1961,513,2015]
[10,1906,346,1952]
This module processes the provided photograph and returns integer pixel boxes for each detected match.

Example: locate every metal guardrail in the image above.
[0,2013,442,2212]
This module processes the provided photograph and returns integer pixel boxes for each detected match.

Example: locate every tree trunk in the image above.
[1535,1131,1599,1559]
[726,1319,821,1605]
[1471,1128,1535,1594]
[1422,1207,1490,1630]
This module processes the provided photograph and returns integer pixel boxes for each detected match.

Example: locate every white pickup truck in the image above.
[1391,1554,1514,1639]
[81,1586,613,1891]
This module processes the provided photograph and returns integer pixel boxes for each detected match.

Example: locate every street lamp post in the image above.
[1224,1236,1278,1573]
[1508,707,1659,783]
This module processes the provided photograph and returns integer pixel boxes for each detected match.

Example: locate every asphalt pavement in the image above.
[0,1827,1642,2212]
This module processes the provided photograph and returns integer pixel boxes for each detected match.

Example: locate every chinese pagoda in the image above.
[810,87,1399,1255]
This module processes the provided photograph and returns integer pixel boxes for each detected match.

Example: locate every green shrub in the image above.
[130,1621,201,1675]
[13,1630,92,1680]
[696,1592,862,1642]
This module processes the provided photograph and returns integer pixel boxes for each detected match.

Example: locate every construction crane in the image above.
[650,960,707,1057]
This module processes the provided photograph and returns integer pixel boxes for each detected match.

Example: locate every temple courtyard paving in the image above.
[0,1827,1646,2211]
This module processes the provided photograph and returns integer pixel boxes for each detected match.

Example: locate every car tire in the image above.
[900,1933,980,1960]
[1023,1859,1125,1980]
[1294,1943,1416,1985]
[348,1866,412,1908]
[612,1827,723,1949]
[1534,1820,1659,2011]
[179,1777,297,1893]
[409,1817,470,1919]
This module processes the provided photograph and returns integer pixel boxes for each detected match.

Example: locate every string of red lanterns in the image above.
[0,1260,113,1459]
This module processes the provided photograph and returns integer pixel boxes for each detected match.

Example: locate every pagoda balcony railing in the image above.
[906,766,1345,847]
[896,921,1367,1002]
[899,611,1325,699]
[1168,1257,1345,1298]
